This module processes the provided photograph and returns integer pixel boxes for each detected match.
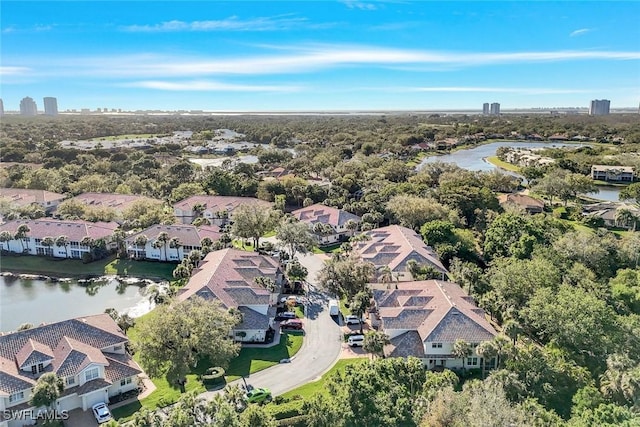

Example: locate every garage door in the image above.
[83,390,108,410]
[58,394,82,412]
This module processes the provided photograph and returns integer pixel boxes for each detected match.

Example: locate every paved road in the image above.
[202,251,342,397]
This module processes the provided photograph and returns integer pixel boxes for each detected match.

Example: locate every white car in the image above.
[92,402,112,424]
[348,335,365,347]
[344,315,363,325]
[280,295,305,305]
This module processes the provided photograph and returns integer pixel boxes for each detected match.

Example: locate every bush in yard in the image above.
[202,367,226,386]
[277,415,308,427]
[266,399,304,420]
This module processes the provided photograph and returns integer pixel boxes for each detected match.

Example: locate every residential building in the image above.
[19,97,37,116]
[0,188,66,214]
[291,203,362,246]
[0,314,142,426]
[354,225,448,281]
[498,193,545,214]
[589,99,611,116]
[177,249,283,343]
[490,102,500,115]
[590,165,634,182]
[0,99,4,116]
[582,202,640,230]
[482,103,490,115]
[173,195,271,225]
[43,97,58,116]
[370,280,497,370]
[125,224,222,261]
[63,193,163,219]
[0,219,118,258]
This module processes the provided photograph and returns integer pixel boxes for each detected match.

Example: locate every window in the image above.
[31,365,37,374]
[9,391,24,403]
[85,367,99,382]
[38,363,44,372]
[431,343,443,348]
[35,238,42,244]
[70,242,79,248]
[467,357,478,366]
[66,376,75,386]
[120,377,132,386]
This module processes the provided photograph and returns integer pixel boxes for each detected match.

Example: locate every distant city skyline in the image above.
[1,1,639,111]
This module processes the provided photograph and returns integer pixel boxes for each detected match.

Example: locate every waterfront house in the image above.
[498,193,545,214]
[0,314,142,427]
[0,219,118,258]
[292,203,361,246]
[0,188,66,215]
[173,195,272,226]
[125,224,222,261]
[370,280,497,370]
[177,248,283,343]
[354,225,448,281]
[582,202,640,230]
[590,165,634,183]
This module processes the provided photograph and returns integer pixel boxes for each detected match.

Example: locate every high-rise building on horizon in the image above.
[589,99,610,115]
[43,97,58,116]
[482,103,490,115]
[0,99,4,116]
[490,102,500,115]
[20,97,38,116]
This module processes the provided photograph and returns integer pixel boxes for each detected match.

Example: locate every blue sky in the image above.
[1,1,639,111]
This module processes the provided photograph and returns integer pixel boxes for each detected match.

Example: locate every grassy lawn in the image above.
[232,239,255,251]
[0,254,175,280]
[280,358,367,400]
[485,156,521,172]
[312,243,342,254]
[226,332,304,381]
[406,151,429,167]
[263,230,277,238]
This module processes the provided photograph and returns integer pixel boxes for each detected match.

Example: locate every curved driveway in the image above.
[204,251,342,397]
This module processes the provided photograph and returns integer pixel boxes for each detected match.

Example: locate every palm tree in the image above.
[0,230,13,251]
[40,236,55,257]
[169,237,182,260]
[55,235,70,258]
[476,340,497,379]
[111,229,127,258]
[14,224,30,253]
[363,330,390,359]
[453,339,472,370]
[187,249,203,268]
[345,219,359,237]
[492,334,513,369]
[80,236,94,248]
[155,231,170,261]
[379,266,395,288]
[615,208,638,231]
[350,290,371,334]
[254,276,276,293]
[30,373,63,413]
[134,234,148,259]
[502,319,522,346]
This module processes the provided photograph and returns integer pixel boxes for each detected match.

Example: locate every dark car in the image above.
[280,319,304,330]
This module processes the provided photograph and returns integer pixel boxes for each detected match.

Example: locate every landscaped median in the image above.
[112,309,303,422]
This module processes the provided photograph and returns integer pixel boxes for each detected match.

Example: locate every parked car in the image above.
[275,311,297,321]
[92,402,112,424]
[280,319,304,330]
[246,387,272,404]
[344,315,363,325]
[280,295,304,305]
[348,335,365,347]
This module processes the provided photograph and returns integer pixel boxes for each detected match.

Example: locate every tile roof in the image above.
[292,203,361,227]
[384,331,425,358]
[0,188,65,206]
[173,195,271,213]
[68,192,162,213]
[0,314,132,395]
[126,224,221,247]
[178,248,280,308]
[356,225,447,275]
[237,307,276,330]
[373,280,496,349]
[15,339,55,369]
[497,193,544,209]
[104,353,142,383]
[0,219,118,242]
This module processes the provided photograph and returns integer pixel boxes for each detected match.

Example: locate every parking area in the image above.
[63,408,98,427]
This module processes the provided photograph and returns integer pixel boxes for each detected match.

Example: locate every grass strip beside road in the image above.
[0,254,175,281]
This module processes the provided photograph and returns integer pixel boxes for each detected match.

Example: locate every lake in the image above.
[0,275,156,333]
[419,141,621,202]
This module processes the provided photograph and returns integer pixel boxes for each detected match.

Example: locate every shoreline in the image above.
[0,271,162,287]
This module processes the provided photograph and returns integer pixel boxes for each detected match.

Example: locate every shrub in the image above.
[202,367,226,386]
[81,252,93,264]
[277,415,308,427]
[265,400,304,420]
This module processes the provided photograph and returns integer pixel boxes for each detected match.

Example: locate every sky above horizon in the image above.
[1,1,639,112]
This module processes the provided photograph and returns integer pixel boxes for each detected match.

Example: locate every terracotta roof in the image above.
[68,192,162,213]
[356,225,447,275]
[173,195,271,213]
[0,314,131,395]
[75,378,111,396]
[178,248,280,308]
[373,280,496,348]
[104,353,142,383]
[15,339,55,369]
[0,188,65,206]
[292,203,361,227]
[0,219,118,242]
[498,193,544,209]
[126,224,221,247]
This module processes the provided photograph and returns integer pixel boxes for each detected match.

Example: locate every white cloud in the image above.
[123,80,302,92]
[341,1,379,11]
[405,87,589,95]
[0,66,31,76]
[121,15,313,32]
[570,28,592,37]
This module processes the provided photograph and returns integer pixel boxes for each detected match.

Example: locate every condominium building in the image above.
[43,97,59,116]
[482,103,490,115]
[589,99,610,116]
[0,98,4,116]
[490,102,500,115]
[19,97,37,116]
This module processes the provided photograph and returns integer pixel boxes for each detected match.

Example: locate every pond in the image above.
[418,141,620,201]
[0,275,156,333]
